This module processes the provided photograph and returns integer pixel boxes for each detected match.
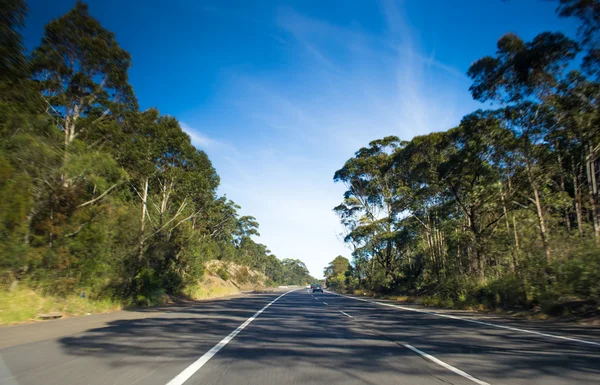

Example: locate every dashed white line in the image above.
[165,290,296,385]
[340,311,353,319]
[403,344,490,385]
[326,291,600,348]
[322,302,328,305]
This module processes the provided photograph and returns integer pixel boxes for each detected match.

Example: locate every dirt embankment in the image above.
[182,260,273,300]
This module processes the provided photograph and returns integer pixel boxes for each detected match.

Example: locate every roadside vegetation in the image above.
[327,1,600,318]
[0,0,314,324]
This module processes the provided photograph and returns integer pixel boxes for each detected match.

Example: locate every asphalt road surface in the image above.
[1,289,599,385]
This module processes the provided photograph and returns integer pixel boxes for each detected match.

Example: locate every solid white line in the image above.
[403,344,490,385]
[322,302,328,305]
[166,290,296,385]
[340,311,353,319]
[435,313,600,347]
[326,291,600,348]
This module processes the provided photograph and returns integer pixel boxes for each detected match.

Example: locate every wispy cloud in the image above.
[180,122,216,149]
[181,3,480,277]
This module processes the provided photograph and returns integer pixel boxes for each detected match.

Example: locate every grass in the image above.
[1,262,268,326]
[0,286,122,325]
[182,281,240,300]
[341,290,598,323]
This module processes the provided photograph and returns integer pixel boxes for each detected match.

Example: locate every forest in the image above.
[328,0,600,314]
[0,0,314,307]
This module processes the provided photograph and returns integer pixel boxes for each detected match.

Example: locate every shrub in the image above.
[234,266,249,283]
[216,267,229,281]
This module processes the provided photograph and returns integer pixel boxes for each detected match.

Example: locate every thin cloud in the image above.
[183,4,479,277]
[180,122,215,148]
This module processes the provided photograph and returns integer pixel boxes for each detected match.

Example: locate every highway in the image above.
[0,289,599,385]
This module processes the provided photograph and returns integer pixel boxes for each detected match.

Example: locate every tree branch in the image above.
[77,182,120,208]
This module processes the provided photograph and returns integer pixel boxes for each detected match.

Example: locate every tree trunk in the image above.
[526,160,551,261]
[137,177,149,262]
[475,239,485,281]
[559,158,571,232]
[501,190,517,273]
[24,211,33,245]
[573,158,584,238]
[512,215,520,253]
[586,145,600,242]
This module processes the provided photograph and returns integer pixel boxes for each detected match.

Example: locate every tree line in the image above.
[330,0,600,311]
[0,0,314,302]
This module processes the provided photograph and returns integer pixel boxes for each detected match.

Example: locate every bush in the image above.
[216,267,229,281]
[133,267,165,306]
[234,266,249,283]
[551,247,600,301]
[476,275,528,309]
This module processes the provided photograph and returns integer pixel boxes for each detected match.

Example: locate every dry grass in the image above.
[182,274,241,300]
[0,286,122,325]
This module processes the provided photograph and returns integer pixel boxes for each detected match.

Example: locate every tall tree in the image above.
[0,0,27,86]
[30,1,137,159]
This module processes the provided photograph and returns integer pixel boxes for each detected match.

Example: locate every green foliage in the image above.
[0,0,27,85]
[324,256,352,291]
[330,2,600,316]
[279,258,315,285]
[0,1,304,309]
[217,267,230,281]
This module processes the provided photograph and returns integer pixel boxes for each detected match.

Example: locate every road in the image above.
[1,289,599,385]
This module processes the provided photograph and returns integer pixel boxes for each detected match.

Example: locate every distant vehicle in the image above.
[305,284,311,289]
[312,284,323,293]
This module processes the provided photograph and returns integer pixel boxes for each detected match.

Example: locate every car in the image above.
[312,284,323,293]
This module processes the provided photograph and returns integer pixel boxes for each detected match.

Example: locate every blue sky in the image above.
[24,0,577,278]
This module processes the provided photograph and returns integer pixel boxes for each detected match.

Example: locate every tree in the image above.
[334,136,409,286]
[324,255,351,277]
[468,32,579,259]
[468,32,579,103]
[557,0,600,76]
[440,112,509,277]
[30,1,137,159]
[0,0,27,86]
[550,72,600,239]
[324,256,351,290]
[280,259,313,285]
[0,0,299,304]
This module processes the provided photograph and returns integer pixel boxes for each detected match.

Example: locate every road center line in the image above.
[327,291,600,348]
[165,290,296,385]
[340,311,353,319]
[403,344,490,385]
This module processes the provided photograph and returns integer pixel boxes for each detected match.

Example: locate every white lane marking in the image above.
[340,311,353,319]
[322,302,328,305]
[326,291,600,348]
[403,344,490,385]
[166,290,297,385]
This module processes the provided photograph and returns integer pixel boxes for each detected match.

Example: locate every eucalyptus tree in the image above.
[550,72,600,240]
[334,136,409,285]
[557,0,600,76]
[30,1,136,184]
[468,32,579,259]
[0,0,27,87]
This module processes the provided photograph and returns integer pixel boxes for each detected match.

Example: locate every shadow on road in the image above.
[52,291,600,385]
